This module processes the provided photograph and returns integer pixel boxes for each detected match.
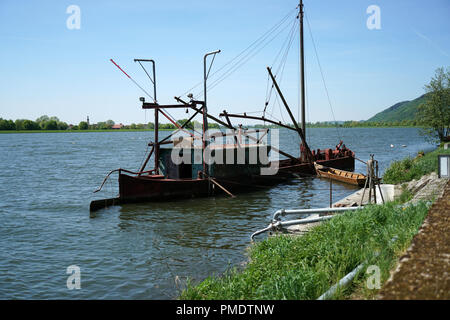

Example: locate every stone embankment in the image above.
[403,172,448,204]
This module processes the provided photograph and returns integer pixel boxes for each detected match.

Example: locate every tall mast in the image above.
[152,61,158,174]
[203,50,221,176]
[299,0,306,141]
[133,58,158,173]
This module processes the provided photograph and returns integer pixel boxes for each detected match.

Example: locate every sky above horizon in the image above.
[0,0,449,125]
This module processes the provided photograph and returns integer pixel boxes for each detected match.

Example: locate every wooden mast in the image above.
[299,0,307,155]
[267,67,313,164]
[152,62,159,174]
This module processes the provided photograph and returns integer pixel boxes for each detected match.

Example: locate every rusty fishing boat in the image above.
[90,0,355,211]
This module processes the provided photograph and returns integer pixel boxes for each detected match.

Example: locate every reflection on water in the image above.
[0,128,434,299]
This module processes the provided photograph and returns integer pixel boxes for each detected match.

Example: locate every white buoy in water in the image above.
[390,144,394,148]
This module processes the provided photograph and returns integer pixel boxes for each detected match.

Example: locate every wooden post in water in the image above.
[360,154,384,205]
[329,177,333,208]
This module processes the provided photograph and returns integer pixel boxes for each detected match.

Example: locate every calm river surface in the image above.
[0,128,435,299]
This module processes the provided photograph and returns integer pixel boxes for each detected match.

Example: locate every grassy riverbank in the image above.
[383,146,450,184]
[180,202,428,300]
[180,147,448,300]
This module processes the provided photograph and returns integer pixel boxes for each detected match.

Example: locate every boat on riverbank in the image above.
[314,163,366,187]
[90,1,355,211]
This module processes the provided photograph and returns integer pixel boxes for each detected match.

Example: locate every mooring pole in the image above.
[329,177,333,208]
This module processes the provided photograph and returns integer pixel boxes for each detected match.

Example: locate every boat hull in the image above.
[117,155,355,203]
[276,155,355,176]
[315,163,366,187]
[119,175,210,202]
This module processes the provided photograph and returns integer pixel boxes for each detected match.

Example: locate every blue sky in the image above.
[0,0,449,125]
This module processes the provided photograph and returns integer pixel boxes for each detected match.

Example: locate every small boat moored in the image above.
[314,163,366,187]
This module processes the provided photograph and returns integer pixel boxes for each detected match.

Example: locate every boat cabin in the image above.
[158,141,271,179]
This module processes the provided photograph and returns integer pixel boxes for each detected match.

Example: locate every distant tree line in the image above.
[0,115,427,132]
[0,115,69,131]
[0,116,221,131]
[306,119,423,128]
[251,119,423,129]
[0,113,435,132]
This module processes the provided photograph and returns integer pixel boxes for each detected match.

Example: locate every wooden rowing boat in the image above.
[314,163,366,187]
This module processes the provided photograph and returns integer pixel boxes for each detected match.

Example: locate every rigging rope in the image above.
[264,17,299,126]
[136,60,155,86]
[195,22,295,99]
[192,9,298,99]
[266,19,298,105]
[158,108,203,138]
[138,144,150,173]
[305,13,342,140]
[178,7,298,99]
[110,59,155,102]
[271,17,299,75]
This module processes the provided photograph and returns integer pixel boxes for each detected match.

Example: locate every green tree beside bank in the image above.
[15,119,40,130]
[22,119,40,130]
[0,118,16,130]
[43,120,58,130]
[78,121,88,130]
[417,67,450,143]
[1,115,67,131]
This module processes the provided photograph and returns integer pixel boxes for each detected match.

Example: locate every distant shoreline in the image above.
[0,126,424,134]
[0,129,174,134]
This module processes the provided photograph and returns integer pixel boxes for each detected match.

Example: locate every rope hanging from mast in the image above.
[176,6,298,100]
[110,59,155,102]
[264,16,299,124]
[304,12,342,140]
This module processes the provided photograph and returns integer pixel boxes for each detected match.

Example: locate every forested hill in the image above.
[367,94,428,122]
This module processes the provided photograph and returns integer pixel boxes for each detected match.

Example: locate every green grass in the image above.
[180,202,429,300]
[382,147,450,184]
[397,184,414,203]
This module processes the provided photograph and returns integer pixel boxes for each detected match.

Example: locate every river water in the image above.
[0,128,434,299]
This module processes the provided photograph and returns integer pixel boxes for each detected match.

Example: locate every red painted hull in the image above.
[118,155,355,203]
[118,172,291,203]
[119,175,210,202]
[275,155,354,176]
